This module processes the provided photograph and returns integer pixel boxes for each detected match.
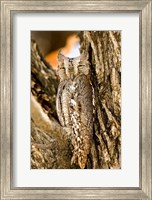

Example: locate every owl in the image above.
[56,51,93,169]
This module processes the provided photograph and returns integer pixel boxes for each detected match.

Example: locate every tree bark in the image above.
[31,31,121,169]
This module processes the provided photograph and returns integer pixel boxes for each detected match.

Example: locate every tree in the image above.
[31,31,121,169]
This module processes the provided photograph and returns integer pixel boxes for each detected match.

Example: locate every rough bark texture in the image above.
[31,31,121,169]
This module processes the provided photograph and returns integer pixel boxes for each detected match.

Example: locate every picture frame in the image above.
[0,0,151,199]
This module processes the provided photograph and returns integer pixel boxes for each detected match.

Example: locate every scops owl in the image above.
[56,51,93,169]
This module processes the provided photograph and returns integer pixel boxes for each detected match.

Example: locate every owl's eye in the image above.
[59,67,65,70]
[57,67,65,76]
[78,65,84,69]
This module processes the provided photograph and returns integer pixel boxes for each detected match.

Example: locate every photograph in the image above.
[31,31,121,169]
[1,0,151,199]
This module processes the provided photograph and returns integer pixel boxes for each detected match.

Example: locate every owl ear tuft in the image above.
[80,51,88,61]
[57,50,66,62]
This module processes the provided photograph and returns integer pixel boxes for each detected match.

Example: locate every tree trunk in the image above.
[31,31,121,169]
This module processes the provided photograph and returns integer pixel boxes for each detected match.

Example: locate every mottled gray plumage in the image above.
[56,51,93,169]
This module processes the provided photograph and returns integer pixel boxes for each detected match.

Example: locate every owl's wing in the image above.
[56,80,72,128]
[56,80,67,127]
[77,74,93,131]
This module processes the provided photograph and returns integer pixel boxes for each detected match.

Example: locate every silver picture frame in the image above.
[0,0,151,199]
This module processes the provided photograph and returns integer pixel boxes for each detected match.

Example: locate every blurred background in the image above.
[31,31,80,69]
